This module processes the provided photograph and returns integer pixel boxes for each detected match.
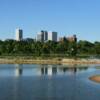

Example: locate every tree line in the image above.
[0,39,100,57]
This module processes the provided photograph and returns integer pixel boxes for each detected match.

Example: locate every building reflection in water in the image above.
[15,64,23,77]
[13,64,88,76]
[41,65,57,76]
[40,64,89,76]
[40,65,80,76]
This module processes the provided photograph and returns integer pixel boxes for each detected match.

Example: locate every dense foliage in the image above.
[0,39,100,57]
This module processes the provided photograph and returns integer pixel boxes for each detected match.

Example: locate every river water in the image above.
[0,64,100,100]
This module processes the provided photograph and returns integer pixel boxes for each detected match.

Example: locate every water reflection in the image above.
[0,64,100,100]
[0,64,89,77]
[15,64,23,77]
[41,66,57,75]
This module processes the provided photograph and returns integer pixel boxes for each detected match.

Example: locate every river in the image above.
[0,64,100,100]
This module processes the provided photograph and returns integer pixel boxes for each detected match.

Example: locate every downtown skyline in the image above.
[0,0,100,42]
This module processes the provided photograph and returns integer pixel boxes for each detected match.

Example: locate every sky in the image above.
[0,0,100,42]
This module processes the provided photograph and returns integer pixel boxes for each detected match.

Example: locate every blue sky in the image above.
[0,0,100,42]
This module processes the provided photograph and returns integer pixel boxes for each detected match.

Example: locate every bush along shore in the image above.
[0,39,100,64]
[0,39,100,58]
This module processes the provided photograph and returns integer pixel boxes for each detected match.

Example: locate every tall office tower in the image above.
[37,30,44,42]
[48,32,57,42]
[16,28,23,41]
[37,30,48,42]
[43,31,48,42]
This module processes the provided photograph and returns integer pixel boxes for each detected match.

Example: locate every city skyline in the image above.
[0,27,78,41]
[0,0,100,42]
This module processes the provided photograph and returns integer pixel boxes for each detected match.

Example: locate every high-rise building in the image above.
[16,28,23,41]
[48,32,57,42]
[37,30,44,42]
[43,31,48,41]
[37,30,58,42]
[37,30,48,42]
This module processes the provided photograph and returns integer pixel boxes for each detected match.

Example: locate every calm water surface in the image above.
[0,64,100,100]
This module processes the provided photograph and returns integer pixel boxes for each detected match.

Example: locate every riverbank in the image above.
[89,75,100,83]
[62,58,100,64]
[0,58,100,64]
[0,58,61,64]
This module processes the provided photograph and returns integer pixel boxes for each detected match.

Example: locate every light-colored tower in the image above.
[37,30,48,42]
[48,31,57,42]
[16,28,23,41]
[37,30,44,42]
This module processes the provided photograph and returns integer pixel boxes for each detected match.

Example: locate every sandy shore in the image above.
[89,75,100,83]
[62,58,100,64]
[0,58,61,64]
[0,58,100,64]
